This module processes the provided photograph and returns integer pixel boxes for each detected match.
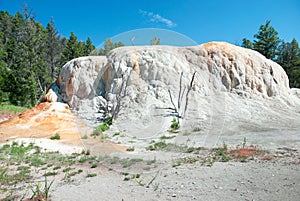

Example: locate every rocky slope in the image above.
[48,42,300,149]
[1,42,300,149]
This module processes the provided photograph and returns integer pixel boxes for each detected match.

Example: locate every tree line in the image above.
[0,10,124,107]
[242,20,300,88]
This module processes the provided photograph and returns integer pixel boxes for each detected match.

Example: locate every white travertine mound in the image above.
[54,42,300,148]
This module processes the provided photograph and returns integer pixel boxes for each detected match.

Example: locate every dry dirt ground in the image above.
[0,137,299,201]
[0,100,299,201]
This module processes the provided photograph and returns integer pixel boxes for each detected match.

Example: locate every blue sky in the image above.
[1,0,300,47]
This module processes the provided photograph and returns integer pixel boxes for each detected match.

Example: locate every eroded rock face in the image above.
[54,42,299,137]
[56,56,108,108]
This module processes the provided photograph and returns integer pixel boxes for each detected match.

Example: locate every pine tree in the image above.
[85,37,95,55]
[61,32,81,65]
[253,20,281,60]
[46,18,62,80]
[242,38,253,49]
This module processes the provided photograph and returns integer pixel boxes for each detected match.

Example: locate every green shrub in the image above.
[50,133,60,140]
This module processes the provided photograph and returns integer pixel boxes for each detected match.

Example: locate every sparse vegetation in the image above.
[193,127,201,132]
[86,173,97,178]
[169,118,180,132]
[160,135,176,140]
[91,118,112,137]
[126,147,135,152]
[50,133,61,140]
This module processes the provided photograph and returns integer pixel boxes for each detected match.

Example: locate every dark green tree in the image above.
[242,38,253,49]
[253,20,281,60]
[45,18,63,80]
[61,32,81,65]
[85,37,96,55]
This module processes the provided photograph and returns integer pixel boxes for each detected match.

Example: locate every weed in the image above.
[132,174,140,179]
[43,171,57,176]
[86,173,97,178]
[172,160,182,167]
[120,172,129,176]
[193,127,201,132]
[126,147,135,152]
[91,164,97,168]
[29,176,54,201]
[169,118,180,132]
[122,158,143,168]
[113,132,120,137]
[50,133,60,140]
[62,167,71,173]
[91,119,112,137]
[53,166,61,170]
[160,135,175,140]
[81,134,88,139]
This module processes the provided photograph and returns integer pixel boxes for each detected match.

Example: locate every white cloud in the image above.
[139,9,177,28]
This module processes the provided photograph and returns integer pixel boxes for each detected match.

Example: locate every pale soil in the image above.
[50,148,300,201]
[2,137,298,201]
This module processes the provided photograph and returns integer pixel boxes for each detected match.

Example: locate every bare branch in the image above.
[177,72,183,111]
[183,71,196,117]
[168,89,177,113]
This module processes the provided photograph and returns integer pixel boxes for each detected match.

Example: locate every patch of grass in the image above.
[113,132,120,137]
[28,176,54,201]
[193,127,201,132]
[91,118,113,137]
[169,118,180,133]
[160,135,175,140]
[62,167,71,173]
[126,147,135,152]
[172,159,182,167]
[147,141,199,153]
[91,164,97,168]
[122,158,143,168]
[53,166,61,170]
[43,171,57,177]
[50,133,60,140]
[0,103,27,114]
[86,173,97,178]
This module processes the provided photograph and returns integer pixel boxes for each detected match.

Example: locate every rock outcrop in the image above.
[41,89,58,103]
[54,42,294,121]
[3,42,298,148]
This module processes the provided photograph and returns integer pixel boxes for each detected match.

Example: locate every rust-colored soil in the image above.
[0,102,126,153]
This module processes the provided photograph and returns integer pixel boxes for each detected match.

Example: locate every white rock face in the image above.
[57,56,108,108]
[55,42,300,148]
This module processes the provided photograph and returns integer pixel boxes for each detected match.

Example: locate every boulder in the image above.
[41,89,58,103]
